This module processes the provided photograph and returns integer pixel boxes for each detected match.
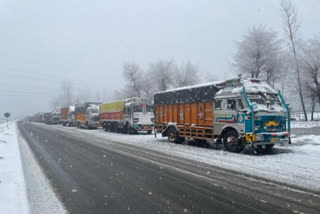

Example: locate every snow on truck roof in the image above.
[154,78,278,105]
[100,97,152,106]
[155,80,224,94]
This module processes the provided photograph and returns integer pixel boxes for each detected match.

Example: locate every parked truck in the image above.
[75,102,100,129]
[99,97,154,134]
[44,112,60,125]
[154,78,290,153]
[60,106,75,126]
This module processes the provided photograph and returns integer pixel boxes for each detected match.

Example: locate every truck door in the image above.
[213,98,238,135]
[124,106,131,124]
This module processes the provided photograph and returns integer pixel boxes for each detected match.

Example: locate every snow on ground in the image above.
[50,124,320,192]
[0,121,67,214]
[18,132,67,214]
[0,121,30,214]
[291,120,320,128]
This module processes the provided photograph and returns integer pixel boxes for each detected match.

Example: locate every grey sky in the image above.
[0,0,319,118]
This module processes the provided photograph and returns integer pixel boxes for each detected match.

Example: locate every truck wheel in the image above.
[223,130,244,153]
[147,130,152,135]
[167,127,184,144]
[124,124,131,134]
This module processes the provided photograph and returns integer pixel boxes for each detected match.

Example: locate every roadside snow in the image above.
[291,120,320,128]
[18,133,68,214]
[48,124,320,192]
[0,122,30,214]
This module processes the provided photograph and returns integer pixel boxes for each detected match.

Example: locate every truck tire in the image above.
[223,130,244,153]
[124,123,131,134]
[147,130,152,135]
[167,127,184,144]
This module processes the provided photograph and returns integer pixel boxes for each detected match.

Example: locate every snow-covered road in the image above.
[46,123,320,192]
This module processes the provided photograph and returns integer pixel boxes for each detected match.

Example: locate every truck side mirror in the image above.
[287,104,292,111]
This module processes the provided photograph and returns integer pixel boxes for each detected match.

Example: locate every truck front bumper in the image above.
[133,124,153,131]
[89,122,100,128]
[245,132,289,147]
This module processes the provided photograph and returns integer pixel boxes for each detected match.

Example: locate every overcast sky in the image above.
[0,0,319,118]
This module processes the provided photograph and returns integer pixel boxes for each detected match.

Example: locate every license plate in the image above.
[270,137,279,143]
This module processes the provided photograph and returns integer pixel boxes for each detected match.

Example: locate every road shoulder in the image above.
[0,122,30,214]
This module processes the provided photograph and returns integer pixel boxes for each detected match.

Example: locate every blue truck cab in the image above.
[213,78,290,152]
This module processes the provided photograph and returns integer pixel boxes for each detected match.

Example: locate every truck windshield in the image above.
[90,109,99,113]
[266,94,285,112]
[132,105,143,112]
[146,105,154,112]
[247,94,284,112]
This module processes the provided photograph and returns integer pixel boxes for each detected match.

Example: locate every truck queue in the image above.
[27,78,291,153]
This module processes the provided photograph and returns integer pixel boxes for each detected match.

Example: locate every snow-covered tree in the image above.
[50,80,75,110]
[122,62,143,97]
[233,25,282,83]
[173,60,200,87]
[149,60,174,91]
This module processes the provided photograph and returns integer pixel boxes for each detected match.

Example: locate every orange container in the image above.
[155,101,213,128]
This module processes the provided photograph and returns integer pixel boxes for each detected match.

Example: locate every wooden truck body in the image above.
[60,106,75,126]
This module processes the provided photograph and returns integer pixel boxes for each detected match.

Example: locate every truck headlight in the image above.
[133,118,139,123]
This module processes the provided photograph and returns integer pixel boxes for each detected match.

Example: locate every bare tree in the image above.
[281,0,308,120]
[173,60,200,87]
[149,60,174,91]
[206,72,219,82]
[140,72,156,100]
[233,26,282,83]
[74,87,94,104]
[301,38,320,107]
[123,62,143,97]
[50,80,74,110]
[60,80,74,106]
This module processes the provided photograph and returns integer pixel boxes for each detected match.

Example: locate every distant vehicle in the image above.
[44,112,60,125]
[30,112,46,123]
[60,106,75,126]
[99,97,154,134]
[154,78,291,153]
[75,102,101,129]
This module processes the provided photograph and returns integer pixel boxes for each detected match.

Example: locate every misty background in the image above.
[0,0,319,119]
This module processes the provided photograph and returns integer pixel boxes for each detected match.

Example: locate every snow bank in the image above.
[51,125,320,191]
[291,120,320,128]
[0,122,30,214]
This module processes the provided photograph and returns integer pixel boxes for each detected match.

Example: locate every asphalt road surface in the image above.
[18,122,320,214]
